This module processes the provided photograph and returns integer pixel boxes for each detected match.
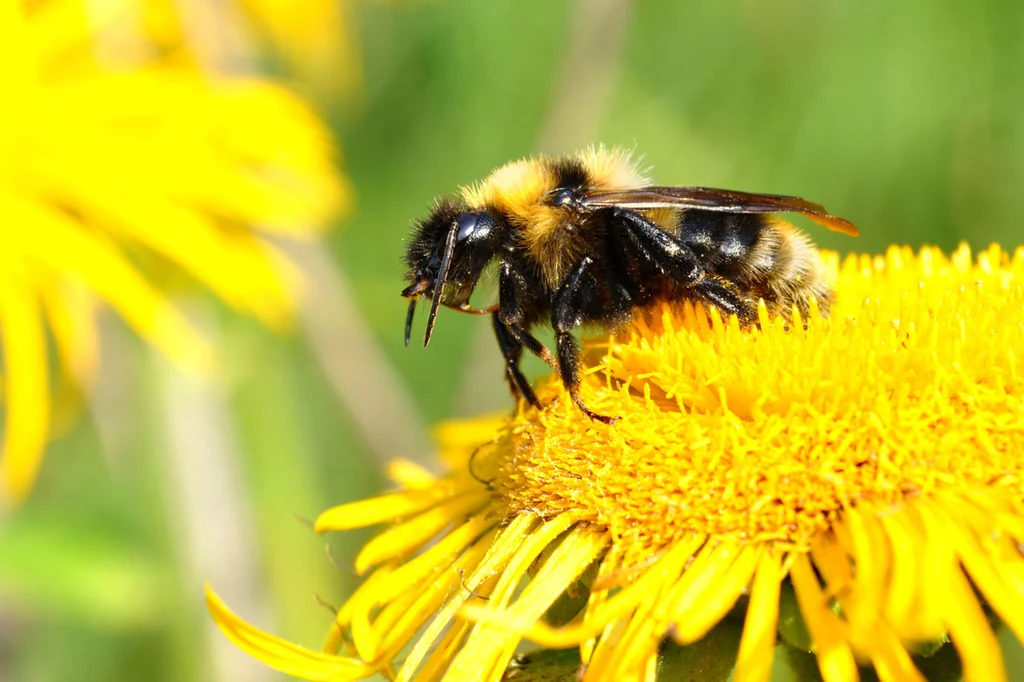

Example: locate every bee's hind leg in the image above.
[552,256,618,425]
[612,208,755,324]
[690,278,756,325]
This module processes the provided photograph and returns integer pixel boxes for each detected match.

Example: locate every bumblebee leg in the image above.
[690,278,755,323]
[613,208,755,321]
[612,208,703,284]
[504,323,556,370]
[498,261,557,369]
[552,256,617,425]
[492,312,540,408]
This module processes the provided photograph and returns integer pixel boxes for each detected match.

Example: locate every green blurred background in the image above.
[5,0,1024,680]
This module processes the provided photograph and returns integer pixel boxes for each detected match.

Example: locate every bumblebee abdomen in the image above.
[677,211,760,263]
[677,210,832,314]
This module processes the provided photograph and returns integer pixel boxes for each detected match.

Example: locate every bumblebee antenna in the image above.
[404,299,417,347]
[401,279,430,347]
[423,222,458,347]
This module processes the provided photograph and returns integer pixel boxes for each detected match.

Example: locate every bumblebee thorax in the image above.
[460,158,553,220]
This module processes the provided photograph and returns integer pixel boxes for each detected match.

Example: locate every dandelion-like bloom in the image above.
[209,244,1024,681]
[142,0,363,96]
[0,3,347,503]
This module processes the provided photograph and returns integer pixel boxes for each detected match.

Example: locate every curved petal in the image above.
[0,279,49,505]
[205,585,377,682]
[9,195,212,373]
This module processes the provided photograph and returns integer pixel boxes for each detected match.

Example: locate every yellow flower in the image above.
[208,244,1024,681]
[137,0,363,96]
[0,3,348,504]
[230,0,362,96]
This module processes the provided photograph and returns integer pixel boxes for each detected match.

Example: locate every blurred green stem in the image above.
[290,243,432,465]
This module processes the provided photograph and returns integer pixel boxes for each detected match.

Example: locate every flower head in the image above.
[0,2,348,504]
[136,0,363,97]
[209,244,1024,681]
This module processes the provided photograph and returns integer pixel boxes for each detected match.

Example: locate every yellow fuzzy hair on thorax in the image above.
[460,147,647,285]
[459,147,647,217]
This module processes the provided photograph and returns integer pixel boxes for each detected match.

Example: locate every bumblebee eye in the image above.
[455,213,493,243]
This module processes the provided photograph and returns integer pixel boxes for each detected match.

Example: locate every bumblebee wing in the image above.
[580,186,859,236]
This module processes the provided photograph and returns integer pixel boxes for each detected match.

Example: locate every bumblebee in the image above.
[402,147,857,423]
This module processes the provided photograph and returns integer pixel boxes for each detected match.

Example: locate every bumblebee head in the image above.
[402,200,505,347]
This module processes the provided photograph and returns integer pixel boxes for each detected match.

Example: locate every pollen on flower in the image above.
[208,244,1024,682]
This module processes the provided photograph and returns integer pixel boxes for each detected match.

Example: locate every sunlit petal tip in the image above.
[205,584,376,681]
[0,287,50,507]
[384,459,437,489]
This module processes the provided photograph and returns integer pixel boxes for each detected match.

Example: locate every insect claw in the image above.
[572,395,619,425]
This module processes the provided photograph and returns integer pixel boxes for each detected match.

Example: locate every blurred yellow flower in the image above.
[232,0,362,95]
[209,243,1024,681]
[0,2,349,505]
[137,0,363,96]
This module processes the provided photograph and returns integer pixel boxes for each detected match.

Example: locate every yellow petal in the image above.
[385,459,437,489]
[451,522,606,682]
[518,535,706,649]
[0,3,35,94]
[237,0,361,97]
[371,513,496,606]
[205,585,376,682]
[316,480,469,532]
[942,568,1006,682]
[373,528,498,661]
[40,276,98,388]
[734,550,784,682]
[10,196,211,373]
[659,540,750,643]
[670,543,763,643]
[0,279,49,506]
[790,553,858,682]
[868,624,926,682]
[395,514,539,682]
[354,492,489,574]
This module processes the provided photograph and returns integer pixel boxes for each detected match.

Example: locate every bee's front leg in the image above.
[494,260,556,410]
[551,256,618,425]
[491,312,540,409]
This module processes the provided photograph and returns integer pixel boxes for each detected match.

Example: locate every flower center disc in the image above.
[487,246,1024,560]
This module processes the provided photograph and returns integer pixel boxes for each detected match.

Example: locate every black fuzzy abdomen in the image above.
[676,209,830,314]
[678,211,771,281]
